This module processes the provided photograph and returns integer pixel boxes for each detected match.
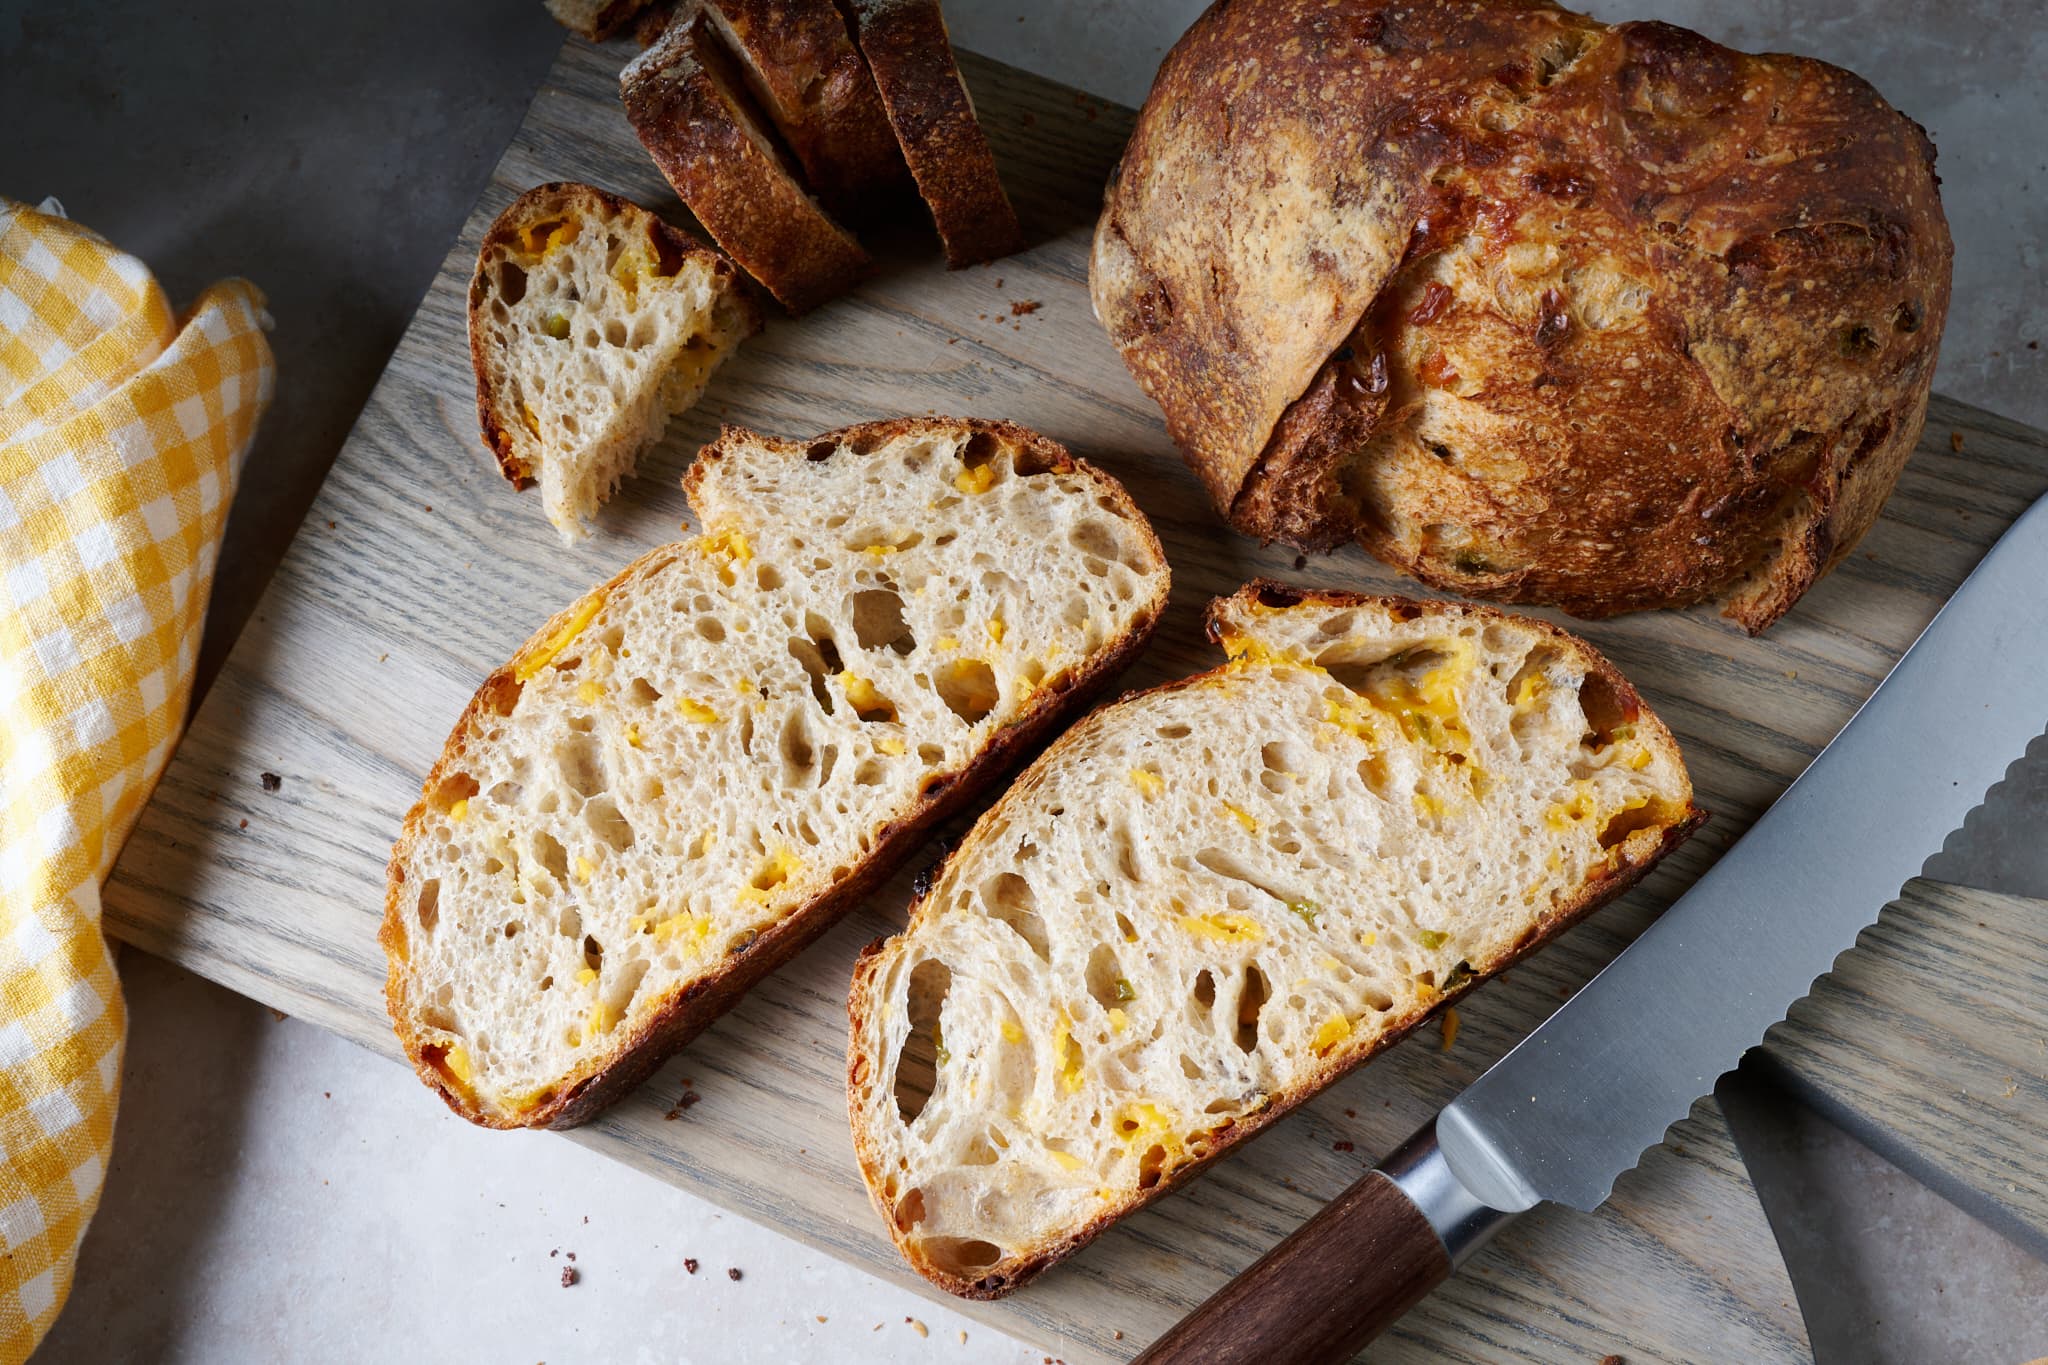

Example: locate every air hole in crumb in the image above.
[779,712,817,787]
[1157,723,1192,740]
[416,879,440,930]
[497,261,527,304]
[852,588,916,654]
[981,873,1049,960]
[935,659,999,725]
[1599,803,1666,848]
[893,958,952,1123]
[893,1186,926,1230]
[532,831,569,883]
[923,1237,1002,1276]
[585,796,635,851]
[1137,1144,1169,1188]
[1085,944,1126,1010]
[1235,964,1271,1053]
[1577,670,1635,747]
[696,617,726,643]
[628,677,662,705]
[756,564,784,591]
[1193,968,1216,1010]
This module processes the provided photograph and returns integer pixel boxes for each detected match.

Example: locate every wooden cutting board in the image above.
[102,33,2048,1362]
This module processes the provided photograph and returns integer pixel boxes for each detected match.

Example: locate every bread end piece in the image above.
[623,10,872,314]
[848,0,1024,267]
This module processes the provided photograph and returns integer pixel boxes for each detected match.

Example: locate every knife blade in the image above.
[1137,490,2048,1365]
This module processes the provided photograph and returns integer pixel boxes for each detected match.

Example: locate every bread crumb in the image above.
[1949,431,1964,452]
[238,818,248,830]
[1440,1006,1461,1051]
[959,1330,969,1344]
[1344,1108,1357,1118]
[727,1267,742,1281]
[1600,1355,1625,1365]
[1333,1140,1355,1152]
[326,519,336,529]
[1010,299,1041,316]
[684,1258,699,1275]
[907,1318,928,1338]
[260,771,282,792]
[816,1315,828,1323]
[665,1089,702,1119]
[560,1267,578,1287]
[268,1007,287,1022]
[1114,1330,1124,1340]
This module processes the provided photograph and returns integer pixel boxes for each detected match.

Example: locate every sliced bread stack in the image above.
[848,583,1701,1295]
[384,418,1169,1127]
[622,0,1023,313]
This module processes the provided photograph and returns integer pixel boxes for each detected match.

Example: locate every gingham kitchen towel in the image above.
[0,196,273,1360]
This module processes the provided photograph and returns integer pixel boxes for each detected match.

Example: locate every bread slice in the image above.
[383,417,1170,1129]
[848,582,1702,1296]
[545,0,657,41]
[469,182,759,542]
[845,0,1023,267]
[695,0,908,213]
[623,10,871,314]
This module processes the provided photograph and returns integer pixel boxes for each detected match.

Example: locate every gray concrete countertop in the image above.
[6,2,2045,1361]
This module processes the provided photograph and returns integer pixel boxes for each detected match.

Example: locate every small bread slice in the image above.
[545,0,657,41]
[623,10,871,314]
[469,182,759,542]
[848,582,1702,1296]
[696,0,908,213]
[846,0,1024,266]
[383,418,1170,1129]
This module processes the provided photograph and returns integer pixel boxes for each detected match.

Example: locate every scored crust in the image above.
[382,417,1169,1129]
[846,0,1025,267]
[847,581,1703,1296]
[1091,0,1951,633]
[695,0,909,213]
[623,9,871,314]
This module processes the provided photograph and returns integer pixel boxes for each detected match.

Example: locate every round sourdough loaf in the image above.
[1090,0,1951,633]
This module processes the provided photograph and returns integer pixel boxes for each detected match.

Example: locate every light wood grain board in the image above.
[101,32,2048,1362]
[1763,878,2048,1258]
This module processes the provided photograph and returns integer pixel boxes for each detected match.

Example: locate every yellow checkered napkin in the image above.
[0,197,273,1360]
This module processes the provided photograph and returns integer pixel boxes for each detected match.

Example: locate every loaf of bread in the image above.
[623,9,872,314]
[695,0,909,213]
[384,418,1169,1128]
[849,582,1700,1295]
[1091,0,1951,633]
[469,182,758,542]
[847,0,1024,267]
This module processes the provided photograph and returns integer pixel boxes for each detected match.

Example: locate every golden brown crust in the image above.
[1091,0,1951,633]
[465,180,751,490]
[695,0,909,213]
[382,417,1168,1129]
[622,10,871,314]
[847,581,1703,1296]
[847,0,1024,267]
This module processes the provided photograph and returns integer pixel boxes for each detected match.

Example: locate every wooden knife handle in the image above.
[1133,1169,1450,1365]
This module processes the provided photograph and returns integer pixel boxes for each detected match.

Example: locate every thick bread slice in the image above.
[848,582,1702,1296]
[383,418,1170,1129]
[545,0,657,41]
[469,182,759,542]
[696,0,908,213]
[845,0,1023,267]
[623,11,871,314]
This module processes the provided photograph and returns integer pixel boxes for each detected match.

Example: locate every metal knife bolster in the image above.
[1379,1119,1516,1266]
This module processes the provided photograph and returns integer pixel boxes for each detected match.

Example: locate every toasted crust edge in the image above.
[465,180,754,491]
[381,416,1169,1129]
[622,11,871,315]
[849,0,1024,267]
[846,579,1704,1297]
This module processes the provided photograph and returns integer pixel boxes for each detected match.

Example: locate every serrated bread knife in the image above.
[1136,491,2048,1365]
